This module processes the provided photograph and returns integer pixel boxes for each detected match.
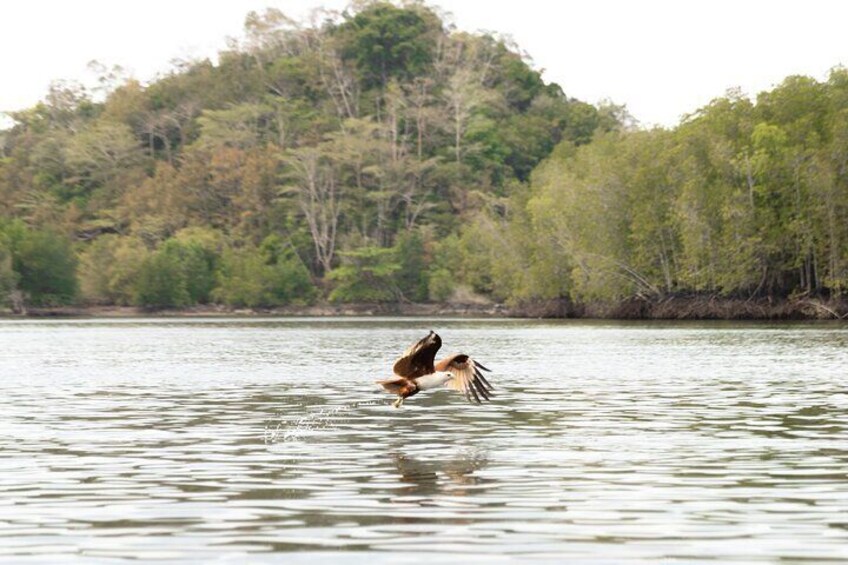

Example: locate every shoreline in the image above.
[2,302,511,319]
[3,296,847,320]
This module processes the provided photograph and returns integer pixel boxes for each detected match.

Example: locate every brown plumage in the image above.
[376,331,493,408]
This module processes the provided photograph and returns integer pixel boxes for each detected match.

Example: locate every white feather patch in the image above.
[414,372,453,390]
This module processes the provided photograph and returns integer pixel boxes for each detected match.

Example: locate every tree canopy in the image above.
[1,1,844,315]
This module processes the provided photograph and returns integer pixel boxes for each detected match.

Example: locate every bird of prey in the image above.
[377,331,493,408]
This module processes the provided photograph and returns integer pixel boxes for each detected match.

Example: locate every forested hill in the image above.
[2,2,847,318]
[510,73,848,316]
[0,1,617,311]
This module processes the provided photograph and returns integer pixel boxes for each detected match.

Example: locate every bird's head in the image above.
[437,371,454,386]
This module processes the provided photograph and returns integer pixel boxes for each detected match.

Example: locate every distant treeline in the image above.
[513,73,848,307]
[1,1,847,314]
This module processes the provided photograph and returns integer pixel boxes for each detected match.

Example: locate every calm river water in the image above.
[1,317,847,563]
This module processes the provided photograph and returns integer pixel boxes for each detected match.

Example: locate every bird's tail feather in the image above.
[376,378,405,393]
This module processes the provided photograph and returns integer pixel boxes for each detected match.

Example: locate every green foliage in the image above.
[427,234,460,302]
[79,235,149,305]
[0,237,19,308]
[328,245,401,303]
[255,234,317,305]
[212,249,269,307]
[503,69,848,304]
[494,48,545,111]
[134,250,191,309]
[212,235,316,307]
[11,227,78,306]
[327,230,437,303]
[427,268,454,302]
[338,2,440,89]
[160,235,218,304]
[393,231,429,301]
[132,229,227,308]
[453,211,533,302]
[196,103,273,149]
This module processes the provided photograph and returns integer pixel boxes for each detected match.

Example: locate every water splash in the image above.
[264,398,384,444]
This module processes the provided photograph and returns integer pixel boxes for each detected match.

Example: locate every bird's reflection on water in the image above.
[390,448,489,498]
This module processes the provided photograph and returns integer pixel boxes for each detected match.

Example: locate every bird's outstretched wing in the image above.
[436,354,494,404]
[393,331,442,378]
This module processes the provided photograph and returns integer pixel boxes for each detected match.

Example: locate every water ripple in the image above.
[0,318,847,562]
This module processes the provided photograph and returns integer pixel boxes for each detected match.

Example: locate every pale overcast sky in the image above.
[2,0,847,129]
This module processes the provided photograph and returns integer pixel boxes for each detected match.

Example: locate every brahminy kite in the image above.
[377,331,493,408]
